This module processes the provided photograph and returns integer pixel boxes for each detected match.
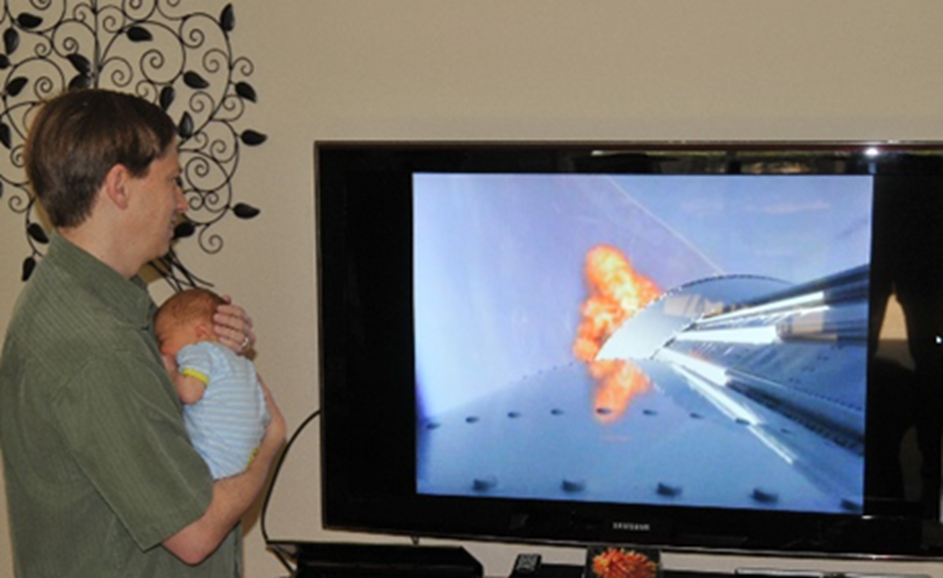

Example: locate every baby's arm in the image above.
[174,372,207,405]
[164,353,207,405]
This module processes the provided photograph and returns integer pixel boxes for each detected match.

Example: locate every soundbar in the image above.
[268,541,484,578]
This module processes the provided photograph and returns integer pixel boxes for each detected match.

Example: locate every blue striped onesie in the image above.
[177,341,270,479]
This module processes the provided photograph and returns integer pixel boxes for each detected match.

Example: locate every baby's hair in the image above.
[156,288,224,330]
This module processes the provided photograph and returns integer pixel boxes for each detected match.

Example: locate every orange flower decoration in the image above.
[591,547,658,578]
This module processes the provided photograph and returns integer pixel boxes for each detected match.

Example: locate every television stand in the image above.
[501,564,931,578]
[501,565,737,578]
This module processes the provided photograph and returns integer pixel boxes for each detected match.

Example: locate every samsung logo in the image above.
[612,521,652,532]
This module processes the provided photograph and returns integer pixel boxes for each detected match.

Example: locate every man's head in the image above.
[24,88,178,229]
[155,288,224,357]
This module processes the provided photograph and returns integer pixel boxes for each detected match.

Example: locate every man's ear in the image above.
[102,164,132,209]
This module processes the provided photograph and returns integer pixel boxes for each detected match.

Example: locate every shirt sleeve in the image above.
[52,352,213,551]
[177,342,216,386]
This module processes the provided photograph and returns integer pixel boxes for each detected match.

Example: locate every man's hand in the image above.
[213,294,256,354]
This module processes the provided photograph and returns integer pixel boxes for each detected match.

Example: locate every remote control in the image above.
[512,553,542,576]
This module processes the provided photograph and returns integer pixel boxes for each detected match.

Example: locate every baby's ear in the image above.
[195,322,214,341]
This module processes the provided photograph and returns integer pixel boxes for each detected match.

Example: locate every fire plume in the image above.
[574,245,661,422]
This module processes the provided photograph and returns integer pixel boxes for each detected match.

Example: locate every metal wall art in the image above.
[0,0,265,289]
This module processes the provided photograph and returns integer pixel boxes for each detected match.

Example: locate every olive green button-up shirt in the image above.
[0,233,239,577]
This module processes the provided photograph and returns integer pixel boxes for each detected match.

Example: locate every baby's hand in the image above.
[161,353,178,376]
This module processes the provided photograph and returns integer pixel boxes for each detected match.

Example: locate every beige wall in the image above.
[3,1,943,576]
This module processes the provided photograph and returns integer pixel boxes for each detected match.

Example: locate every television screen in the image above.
[414,172,871,514]
[316,142,943,557]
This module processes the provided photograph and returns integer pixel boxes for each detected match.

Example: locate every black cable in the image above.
[260,407,322,573]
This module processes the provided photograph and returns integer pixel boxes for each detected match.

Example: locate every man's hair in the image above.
[24,88,178,228]
[156,288,225,330]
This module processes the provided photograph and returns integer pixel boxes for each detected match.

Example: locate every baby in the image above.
[155,288,270,479]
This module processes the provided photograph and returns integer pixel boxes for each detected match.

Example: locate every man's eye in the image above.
[174,176,184,188]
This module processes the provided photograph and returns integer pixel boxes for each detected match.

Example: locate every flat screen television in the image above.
[315,141,943,558]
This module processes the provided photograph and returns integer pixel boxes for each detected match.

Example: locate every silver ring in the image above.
[241,336,250,350]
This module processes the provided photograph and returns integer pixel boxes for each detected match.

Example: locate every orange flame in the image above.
[574,245,661,422]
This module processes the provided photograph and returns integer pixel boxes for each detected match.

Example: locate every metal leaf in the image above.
[177,111,193,139]
[68,74,91,91]
[0,54,10,70]
[67,53,91,74]
[174,221,196,239]
[220,4,235,32]
[27,223,48,244]
[240,129,267,146]
[159,86,175,111]
[16,13,43,30]
[0,123,10,149]
[6,76,27,97]
[126,26,153,42]
[235,81,257,103]
[21,256,35,282]
[183,71,209,90]
[3,28,19,55]
[232,203,260,219]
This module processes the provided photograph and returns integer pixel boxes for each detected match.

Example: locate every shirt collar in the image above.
[44,232,156,330]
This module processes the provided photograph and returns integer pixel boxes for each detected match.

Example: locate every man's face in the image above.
[127,146,187,264]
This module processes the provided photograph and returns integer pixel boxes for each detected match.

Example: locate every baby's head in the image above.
[155,288,224,357]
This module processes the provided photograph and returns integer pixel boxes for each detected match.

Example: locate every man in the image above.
[0,88,285,576]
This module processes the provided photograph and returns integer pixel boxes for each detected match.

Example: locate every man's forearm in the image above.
[163,401,286,564]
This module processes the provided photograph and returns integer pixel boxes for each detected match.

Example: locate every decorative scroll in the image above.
[0,0,265,289]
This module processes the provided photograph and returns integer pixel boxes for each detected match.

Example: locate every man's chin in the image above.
[149,244,173,264]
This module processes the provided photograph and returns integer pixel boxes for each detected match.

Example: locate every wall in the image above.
[2,1,943,576]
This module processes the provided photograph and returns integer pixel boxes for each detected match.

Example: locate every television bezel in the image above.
[315,140,943,559]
